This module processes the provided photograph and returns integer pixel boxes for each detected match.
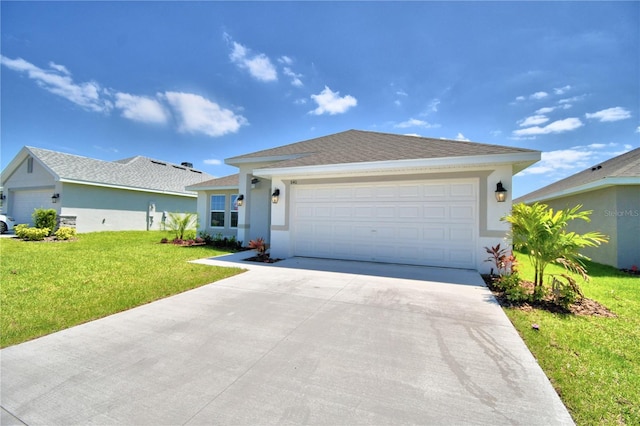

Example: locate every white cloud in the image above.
[48,61,70,75]
[163,91,248,137]
[518,114,549,127]
[490,130,502,137]
[585,107,631,122]
[553,85,571,95]
[517,142,630,177]
[530,91,549,100]
[636,126,640,133]
[455,133,470,141]
[559,94,586,104]
[203,159,222,165]
[395,118,437,129]
[513,117,583,137]
[114,93,168,124]
[309,86,357,115]
[226,36,277,82]
[518,149,594,175]
[515,95,526,102]
[0,55,111,113]
[283,67,303,87]
[278,55,293,65]
[535,106,556,114]
[396,90,408,97]
[424,98,440,114]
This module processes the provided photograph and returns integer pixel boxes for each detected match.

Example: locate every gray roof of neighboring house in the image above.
[226,129,539,168]
[15,147,215,195]
[515,147,640,204]
[187,173,239,190]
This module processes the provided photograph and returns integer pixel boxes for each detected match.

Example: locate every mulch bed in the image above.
[244,255,282,263]
[481,275,616,318]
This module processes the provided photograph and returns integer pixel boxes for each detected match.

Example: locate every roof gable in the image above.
[226,129,538,169]
[2,147,214,195]
[516,147,640,203]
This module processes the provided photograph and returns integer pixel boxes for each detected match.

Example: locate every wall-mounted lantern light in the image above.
[495,181,507,202]
[237,194,244,207]
[271,188,280,204]
[51,193,60,203]
[0,191,5,201]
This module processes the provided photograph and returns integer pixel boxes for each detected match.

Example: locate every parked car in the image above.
[0,214,15,234]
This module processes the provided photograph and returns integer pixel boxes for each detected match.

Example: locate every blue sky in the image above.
[1,1,638,197]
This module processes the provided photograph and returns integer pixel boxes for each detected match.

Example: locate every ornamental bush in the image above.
[54,227,76,240]
[33,208,57,236]
[20,227,50,241]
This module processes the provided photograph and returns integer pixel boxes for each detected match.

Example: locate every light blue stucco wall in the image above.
[60,183,197,233]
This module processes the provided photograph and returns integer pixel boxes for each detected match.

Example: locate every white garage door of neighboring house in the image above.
[292,179,478,269]
[12,189,54,225]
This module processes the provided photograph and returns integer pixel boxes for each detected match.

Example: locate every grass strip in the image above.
[1,231,243,348]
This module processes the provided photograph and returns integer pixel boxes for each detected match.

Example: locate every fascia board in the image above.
[522,177,640,204]
[59,178,196,198]
[252,152,541,179]
[225,154,307,166]
[185,185,238,191]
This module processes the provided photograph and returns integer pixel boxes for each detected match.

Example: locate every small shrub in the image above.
[172,238,183,245]
[505,285,531,303]
[248,237,267,258]
[484,243,508,275]
[496,272,522,292]
[54,227,76,240]
[20,227,50,241]
[550,274,584,308]
[183,230,197,241]
[14,224,29,239]
[165,212,197,240]
[33,208,57,235]
[199,231,214,245]
[160,238,169,244]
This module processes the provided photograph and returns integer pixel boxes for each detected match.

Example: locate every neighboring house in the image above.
[0,146,214,233]
[515,147,640,270]
[187,130,540,272]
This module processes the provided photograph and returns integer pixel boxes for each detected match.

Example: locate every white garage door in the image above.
[12,189,54,225]
[292,179,478,269]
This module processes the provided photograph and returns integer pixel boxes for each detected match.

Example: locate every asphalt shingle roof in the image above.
[187,173,239,189]
[515,147,640,203]
[26,147,214,194]
[226,129,538,168]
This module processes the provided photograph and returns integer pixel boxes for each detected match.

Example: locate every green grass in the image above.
[0,231,243,348]
[505,254,639,425]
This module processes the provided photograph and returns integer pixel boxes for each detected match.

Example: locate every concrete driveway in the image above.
[1,255,573,425]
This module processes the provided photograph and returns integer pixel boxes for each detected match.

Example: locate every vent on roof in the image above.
[173,165,186,170]
[591,165,602,171]
[190,170,202,174]
[181,162,193,168]
[151,160,167,166]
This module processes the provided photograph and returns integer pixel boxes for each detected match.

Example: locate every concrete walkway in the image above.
[1,254,574,425]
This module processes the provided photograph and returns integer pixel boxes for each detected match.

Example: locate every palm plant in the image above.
[165,212,198,240]
[503,202,608,292]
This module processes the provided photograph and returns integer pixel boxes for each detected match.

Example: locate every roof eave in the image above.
[225,153,308,166]
[59,178,197,197]
[252,152,541,179]
[518,176,640,204]
[185,184,238,191]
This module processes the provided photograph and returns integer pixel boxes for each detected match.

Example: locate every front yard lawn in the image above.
[505,254,639,425]
[0,231,243,348]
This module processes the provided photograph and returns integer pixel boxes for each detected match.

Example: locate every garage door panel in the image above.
[12,189,54,225]
[292,179,477,268]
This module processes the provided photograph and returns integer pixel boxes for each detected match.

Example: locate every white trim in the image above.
[522,177,640,203]
[185,185,238,191]
[225,154,306,166]
[252,152,540,179]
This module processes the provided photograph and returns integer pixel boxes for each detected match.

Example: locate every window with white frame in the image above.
[27,157,34,173]
[210,195,225,227]
[230,194,239,228]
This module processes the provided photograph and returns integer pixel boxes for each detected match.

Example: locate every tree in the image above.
[502,202,608,293]
[165,212,197,240]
